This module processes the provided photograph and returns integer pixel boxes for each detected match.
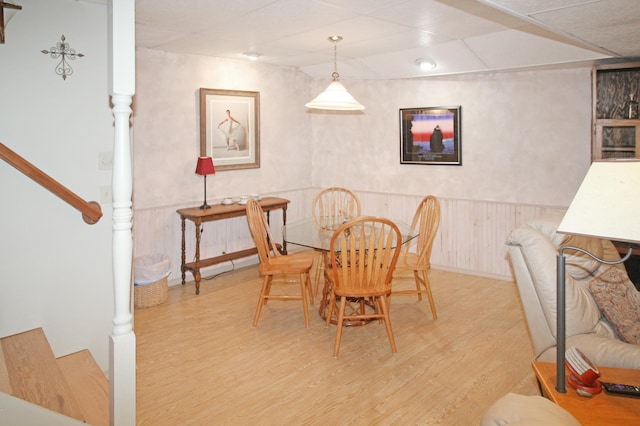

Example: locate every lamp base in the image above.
[199,203,211,210]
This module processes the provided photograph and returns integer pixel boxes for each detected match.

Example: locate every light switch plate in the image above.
[99,152,113,170]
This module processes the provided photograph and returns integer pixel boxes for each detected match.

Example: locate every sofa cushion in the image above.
[480,393,580,426]
[561,234,604,280]
[589,265,640,344]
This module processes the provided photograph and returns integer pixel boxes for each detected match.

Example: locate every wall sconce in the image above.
[41,34,85,80]
[0,1,22,44]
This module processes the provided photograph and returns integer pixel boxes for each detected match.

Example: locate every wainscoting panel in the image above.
[133,189,565,286]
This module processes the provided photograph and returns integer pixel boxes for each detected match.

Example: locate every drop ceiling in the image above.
[128,0,640,79]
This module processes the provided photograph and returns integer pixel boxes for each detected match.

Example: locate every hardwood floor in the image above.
[135,258,540,425]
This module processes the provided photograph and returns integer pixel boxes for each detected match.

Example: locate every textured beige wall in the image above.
[308,69,592,206]
[135,48,592,210]
[134,48,314,210]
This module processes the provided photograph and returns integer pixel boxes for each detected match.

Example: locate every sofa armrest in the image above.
[536,333,640,369]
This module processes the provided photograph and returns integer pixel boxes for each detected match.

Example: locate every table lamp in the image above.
[195,156,215,209]
[555,159,640,392]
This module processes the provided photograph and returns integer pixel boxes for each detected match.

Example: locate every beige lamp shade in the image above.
[557,159,640,244]
[305,80,365,111]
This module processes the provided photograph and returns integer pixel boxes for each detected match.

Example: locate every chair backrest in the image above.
[405,195,440,265]
[246,199,280,267]
[329,216,402,297]
[312,186,361,230]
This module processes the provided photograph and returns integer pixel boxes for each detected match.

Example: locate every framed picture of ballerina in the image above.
[399,106,461,166]
[199,88,260,171]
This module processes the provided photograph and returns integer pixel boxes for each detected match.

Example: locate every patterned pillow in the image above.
[588,265,640,344]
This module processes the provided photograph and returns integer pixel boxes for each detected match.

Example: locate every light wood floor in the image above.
[134,257,540,425]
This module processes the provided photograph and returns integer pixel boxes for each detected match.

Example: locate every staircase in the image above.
[0,328,109,425]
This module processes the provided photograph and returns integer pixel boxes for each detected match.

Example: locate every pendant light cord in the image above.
[330,35,342,81]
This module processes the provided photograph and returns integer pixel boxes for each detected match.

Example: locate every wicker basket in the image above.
[134,276,168,309]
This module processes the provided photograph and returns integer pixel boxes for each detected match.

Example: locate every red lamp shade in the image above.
[195,156,215,176]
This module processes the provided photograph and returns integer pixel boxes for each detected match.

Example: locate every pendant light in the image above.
[305,36,365,111]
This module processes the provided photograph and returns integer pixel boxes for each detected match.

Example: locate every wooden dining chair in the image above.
[245,199,314,327]
[326,216,402,357]
[392,195,440,319]
[311,186,361,297]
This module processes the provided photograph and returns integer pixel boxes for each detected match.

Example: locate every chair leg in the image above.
[378,295,397,353]
[325,290,336,327]
[413,270,423,301]
[333,296,347,357]
[420,270,437,320]
[253,275,272,326]
[313,251,324,297]
[300,273,310,328]
[305,271,314,306]
[263,277,273,306]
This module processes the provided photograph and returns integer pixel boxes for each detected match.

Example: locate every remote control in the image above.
[600,381,640,398]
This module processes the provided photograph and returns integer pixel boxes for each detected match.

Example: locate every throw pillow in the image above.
[588,265,640,344]
[562,234,604,280]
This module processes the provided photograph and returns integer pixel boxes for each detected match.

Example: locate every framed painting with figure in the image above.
[399,106,461,165]
[199,88,260,171]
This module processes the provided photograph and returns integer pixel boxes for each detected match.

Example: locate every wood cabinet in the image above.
[592,62,640,160]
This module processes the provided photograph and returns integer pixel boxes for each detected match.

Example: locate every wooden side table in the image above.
[177,197,289,294]
[532,361,640,425]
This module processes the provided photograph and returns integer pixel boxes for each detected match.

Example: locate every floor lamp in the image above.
[555,159,640,393]
[195,156,215,209]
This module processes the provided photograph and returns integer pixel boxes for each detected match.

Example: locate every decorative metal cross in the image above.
[41,34,85,80]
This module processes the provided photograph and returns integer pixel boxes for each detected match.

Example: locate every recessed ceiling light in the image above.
[416,58,436,70]
[243,52,262,61]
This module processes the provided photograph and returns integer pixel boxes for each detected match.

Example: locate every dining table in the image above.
[283,217,418,325]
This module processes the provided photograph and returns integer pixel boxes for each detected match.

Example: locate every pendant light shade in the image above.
[305,36,365,111]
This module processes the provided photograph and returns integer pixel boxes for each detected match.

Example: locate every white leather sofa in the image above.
[506,213,640,369]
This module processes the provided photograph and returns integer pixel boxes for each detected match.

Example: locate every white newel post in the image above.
[108,1,136,425]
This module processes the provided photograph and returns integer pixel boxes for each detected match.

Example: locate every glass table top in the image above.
[283,217,417,252]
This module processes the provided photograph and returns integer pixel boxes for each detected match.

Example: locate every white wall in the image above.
[0,0,114,369]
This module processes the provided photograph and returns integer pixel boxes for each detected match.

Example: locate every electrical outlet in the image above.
[98,152,113,170]
[100,185,112,204]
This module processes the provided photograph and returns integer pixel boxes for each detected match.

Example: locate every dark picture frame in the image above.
[199,88,260,171]
[400,106,461,165]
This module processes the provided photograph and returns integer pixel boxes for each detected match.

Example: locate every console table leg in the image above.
[180,217,186,284]
[282,205,288,254]
[195,223,202,295]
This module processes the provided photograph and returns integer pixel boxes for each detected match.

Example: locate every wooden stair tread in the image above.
[57,350,109,426]
[0,328,85,422]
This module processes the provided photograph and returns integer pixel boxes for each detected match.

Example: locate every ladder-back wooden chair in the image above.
[392,195,440,319]
[326,216,402,357]
[311,186,361,297]
[246,199,314,327]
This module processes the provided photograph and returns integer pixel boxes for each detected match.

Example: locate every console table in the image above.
[532,361,640,425]
[177,197,290,294]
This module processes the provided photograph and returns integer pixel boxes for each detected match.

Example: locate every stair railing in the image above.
[0,142,103,224]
